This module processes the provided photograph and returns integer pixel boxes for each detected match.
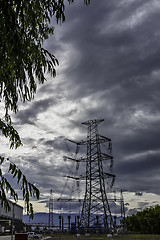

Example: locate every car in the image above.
[27,232,42,239]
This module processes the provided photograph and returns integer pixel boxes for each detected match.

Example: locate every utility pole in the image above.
[65,119,116,232]
[49,189,53,230]
[120,190,126,233]
[11,203,15,240]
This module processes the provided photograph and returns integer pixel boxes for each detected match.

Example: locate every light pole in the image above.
[11,203,16,240]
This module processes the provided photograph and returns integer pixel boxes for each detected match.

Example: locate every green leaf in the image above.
[17,169,22,183]
[0,156,5,164]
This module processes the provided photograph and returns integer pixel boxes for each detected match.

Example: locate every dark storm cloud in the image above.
[38,136,82,155]
[36,0,160,205]
[115,128,160,156]
[50,0,160,123]
[53,0,160,96]
[49,0,160,214]
[21,137,38,149]
[12,154,69,198]
[39,136,66,150]
[5,0,160,214]
[115,152,160,176]
[138,202,150,209]
[127,208,139,216]
[15,97,58,125]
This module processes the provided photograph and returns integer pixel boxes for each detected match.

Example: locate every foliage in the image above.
[0,0,91,216]
[0,156,39,216]
[0,0,91,116]
[126,205,160,234]
[0,115,39,216]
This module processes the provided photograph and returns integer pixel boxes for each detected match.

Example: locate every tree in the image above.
[0,0,91,216]
[126,205,160,234]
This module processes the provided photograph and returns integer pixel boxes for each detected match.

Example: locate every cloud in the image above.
[2,0,160,215]
[15,97,58,125]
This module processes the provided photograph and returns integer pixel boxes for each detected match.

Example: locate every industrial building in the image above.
[0,200,23,233]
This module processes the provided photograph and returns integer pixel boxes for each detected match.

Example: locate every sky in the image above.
[1,0,160,217]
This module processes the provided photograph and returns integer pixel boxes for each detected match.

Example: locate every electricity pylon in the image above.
[66,119,116,232]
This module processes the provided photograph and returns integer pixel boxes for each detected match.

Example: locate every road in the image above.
[0,236,14,240]
[0,236,49,240]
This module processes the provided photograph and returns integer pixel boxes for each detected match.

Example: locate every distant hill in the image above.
[23,212,49,224]
[23,212,80,226]
[23,213,122,227]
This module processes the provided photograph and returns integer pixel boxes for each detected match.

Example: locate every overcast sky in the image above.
[2,0,160,216]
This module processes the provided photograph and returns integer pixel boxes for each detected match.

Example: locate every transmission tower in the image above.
[48,189,53,229]
[65,119,116,232]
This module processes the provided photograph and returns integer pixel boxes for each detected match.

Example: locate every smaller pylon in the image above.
[120,190,126,233]
[49,189,53,229]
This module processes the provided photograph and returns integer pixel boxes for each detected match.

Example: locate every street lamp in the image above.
[11,202,16,240]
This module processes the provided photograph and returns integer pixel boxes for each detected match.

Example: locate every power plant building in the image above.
[0,200,23,233]
[0,200,23,221]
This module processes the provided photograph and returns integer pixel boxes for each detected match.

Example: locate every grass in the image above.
[45,233,160,240]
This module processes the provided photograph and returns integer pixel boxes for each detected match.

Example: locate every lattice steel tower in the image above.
[65,119,116,231]
[79,119,115,231]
